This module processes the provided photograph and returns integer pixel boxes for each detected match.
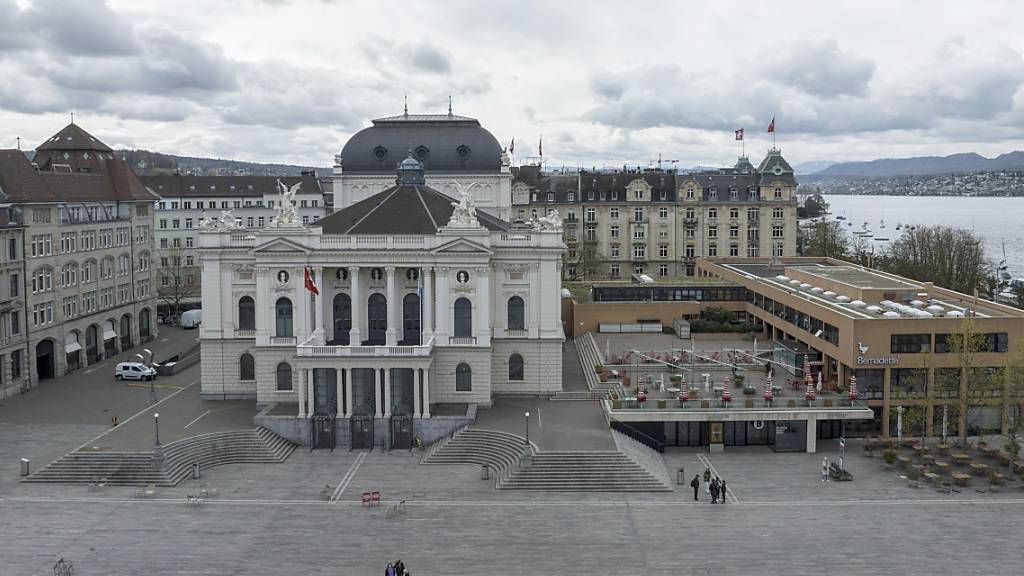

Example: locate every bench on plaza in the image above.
[968,462,990,476]
[952,473,972,486]
[828,462,853,481]
[923,472,941,484]
[185,494,205,506]
[199,485,218,499]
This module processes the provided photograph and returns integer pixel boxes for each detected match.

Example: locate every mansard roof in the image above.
[314,182,508,235]
[0,149,157,203]
[141,173,323,199]
[36,123,113,153]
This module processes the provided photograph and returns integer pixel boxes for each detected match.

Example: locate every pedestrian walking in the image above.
[385,562,396,576]
[821,457,829,482]
[719,478,727,503]
[710,478,720,503]
[703,467,711,484]
[690,474,700,501]
[394,559,405,575]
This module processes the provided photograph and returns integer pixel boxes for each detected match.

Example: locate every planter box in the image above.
[787,400,796,408]
[823,399,833,407]
[657,400,667,409]
[700,400,710,409]
[744,399,754,408]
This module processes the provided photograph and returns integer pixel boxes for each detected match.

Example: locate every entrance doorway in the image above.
[35,339,55,381]
[351,368,376,416]
[120,314,132,351]
[402,294,420,344]
[367,293,386,345]
[103,320,117,357]
[333,293,351,344]
[390,368,415,416]
[390,415,413,450]
[312,411,336,450]
[350,416,374,450]
[313,368,338,414]
[86,324,99,364]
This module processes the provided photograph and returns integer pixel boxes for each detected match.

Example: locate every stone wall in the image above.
[431,347,492,406]
[199,338,259,399]
[490,339,562,394]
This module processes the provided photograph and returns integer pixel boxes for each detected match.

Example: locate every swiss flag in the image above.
[734,128,744,141]
[767,116,775,133]
[304,267,319,296]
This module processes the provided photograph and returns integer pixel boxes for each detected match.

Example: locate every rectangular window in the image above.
[891,334,931,354]
[772,225,784,238]
[658,264,668,277]
[708,244,717,257]
[633,245,645,259]
[610,225,620,239]
[708,226,717,238]
[7,238,15,260]
[610,208,619,219]
[585,208,596,222]
[185,218,193,229]
[10,273,18,298]
[610,264,620,278]
[633,207,644,222]
[10,310,19,335]
[610,245,620,258]
[659,245,668,258]
[11,351,20,378]
[659,207,668,218]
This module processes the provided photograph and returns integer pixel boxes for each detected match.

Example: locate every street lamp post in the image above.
[524,411,530,450]
[154,412,161,446]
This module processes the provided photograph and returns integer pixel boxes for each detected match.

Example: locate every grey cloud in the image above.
[360,35,453,75]
[764,38,875,98]
[24,0,139,56]
[407,41,452,74]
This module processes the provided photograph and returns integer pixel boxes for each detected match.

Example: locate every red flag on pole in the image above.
[734,128,744,141]
[509,138,514,154]
[304,267,319,296]
[767,116,775,133]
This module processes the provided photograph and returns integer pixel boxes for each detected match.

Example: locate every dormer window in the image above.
[546,193,554,202]
[687,187,695,199]
[567,191,575,202]
[611,191,618,200]
[774,187,782,199]
[708,188,717,200]
[730,188,738,200]
[587,190,594,201]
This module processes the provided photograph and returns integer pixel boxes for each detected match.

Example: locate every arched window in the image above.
[453,297,472,338]
[239,353,255,381]
[275,297,293,337]
[238,296,255,331]
[276,362,292,390]
[507,296,525,331]
[455,362,472,391]
[509,354,524,381]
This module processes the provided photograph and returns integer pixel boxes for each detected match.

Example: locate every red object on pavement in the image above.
[764,373,774,401]
[721,375,732,402]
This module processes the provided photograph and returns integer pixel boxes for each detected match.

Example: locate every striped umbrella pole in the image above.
[804,358,816,401]
[764,372,773,401]
[848,374,858,401]
[679,377,688,402]
[722,374,732,402]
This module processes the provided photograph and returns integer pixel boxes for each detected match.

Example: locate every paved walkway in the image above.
[561,337,588,392]
[476,397,614,451]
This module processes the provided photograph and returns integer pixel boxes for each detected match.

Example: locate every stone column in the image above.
[477,266,491,346]
[383,368,393,417]
[373,368,382,418]
[385,267,398,346]
[435,268,450,343]
[344,368,353,418]
[335,368,343,416]
[297,368,307,417]
[422,368,431,418]
[307,369,315,415]
[806,416,817,453]
[349,266,362,345]
[422,267,434,342]
[413,368,422,418]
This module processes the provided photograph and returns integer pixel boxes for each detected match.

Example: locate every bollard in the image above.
[480,464,490,480]
[20,458,30,477]
[677,467,685,485]
[192,463,200,480]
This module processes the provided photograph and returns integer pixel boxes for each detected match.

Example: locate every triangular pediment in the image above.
[431,237,492,255]
[253,236,312,254]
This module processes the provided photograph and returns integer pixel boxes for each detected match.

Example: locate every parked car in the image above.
[180,309,202,329]
[115,362,157,381]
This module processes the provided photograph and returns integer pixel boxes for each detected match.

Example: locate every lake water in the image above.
[822,195,1024,273]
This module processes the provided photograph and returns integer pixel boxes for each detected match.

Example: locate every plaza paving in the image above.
[2,334,1023,574]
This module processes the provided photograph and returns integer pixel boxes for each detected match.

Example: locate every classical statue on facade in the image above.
[198,210,215,230]
[532,209,563,232]
[271,179,301,227]
[447,181,480,227]
[217,209,239,230]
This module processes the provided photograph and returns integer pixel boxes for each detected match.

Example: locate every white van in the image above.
[115,362,157,381]
[180,309,202,329]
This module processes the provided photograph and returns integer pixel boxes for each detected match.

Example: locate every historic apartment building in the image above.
[0,209,27,399]
[0,123,159,390]
[141,174,328,315]
[513,150,799,280]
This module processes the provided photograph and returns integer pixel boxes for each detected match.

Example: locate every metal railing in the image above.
[610,420,664,453]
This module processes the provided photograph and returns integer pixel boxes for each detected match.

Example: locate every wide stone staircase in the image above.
[574,333,623,400]
[23,428,296,486]
[422,426,671,492]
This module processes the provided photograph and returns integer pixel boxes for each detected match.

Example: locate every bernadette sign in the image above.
[857,356,899,366]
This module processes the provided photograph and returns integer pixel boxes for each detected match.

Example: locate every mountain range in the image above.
[808,151,1024,178]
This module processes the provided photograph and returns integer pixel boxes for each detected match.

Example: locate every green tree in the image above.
[1002,341,1024,475]
[882,225,991,295]
[949,319,989,442]
[801,193,830,218]
[803,220,849,259]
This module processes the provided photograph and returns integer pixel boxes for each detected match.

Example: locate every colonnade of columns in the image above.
[333,265,440,346]
[296,366,431,419]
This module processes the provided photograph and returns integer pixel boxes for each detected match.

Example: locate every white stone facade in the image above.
[198,217,566,416]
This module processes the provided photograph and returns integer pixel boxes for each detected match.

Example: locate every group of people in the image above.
[385,560,409,576]
[690,468,728,503]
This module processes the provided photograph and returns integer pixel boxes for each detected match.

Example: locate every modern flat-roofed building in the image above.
[700,257,1024,438]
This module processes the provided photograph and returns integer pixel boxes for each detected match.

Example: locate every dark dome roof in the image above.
[341,113,503,174]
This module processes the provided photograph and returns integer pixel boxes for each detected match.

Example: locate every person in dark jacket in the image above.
[690,474,700,501]
[709,478,720,503]
[394,560,405,575]
[719,478,727,504]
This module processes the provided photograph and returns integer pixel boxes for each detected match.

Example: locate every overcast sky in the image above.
[2,0,1024,171]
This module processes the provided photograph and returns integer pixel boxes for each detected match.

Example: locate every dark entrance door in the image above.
[350,416,374,450]
[313,368,338,415]
[333,293,351,344]
[35,339,55,380]
[120,314,132,351]
[312,411,336,450]
[367,293,386,345]
[390,415,413,450]
[402,294,420,344]
[86,325,99,364]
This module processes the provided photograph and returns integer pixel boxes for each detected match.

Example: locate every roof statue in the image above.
[271,178,302,227]
[198,209,240,231]
[446,181,480,228]
[532,209,563,232]
[199,210,214,229]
